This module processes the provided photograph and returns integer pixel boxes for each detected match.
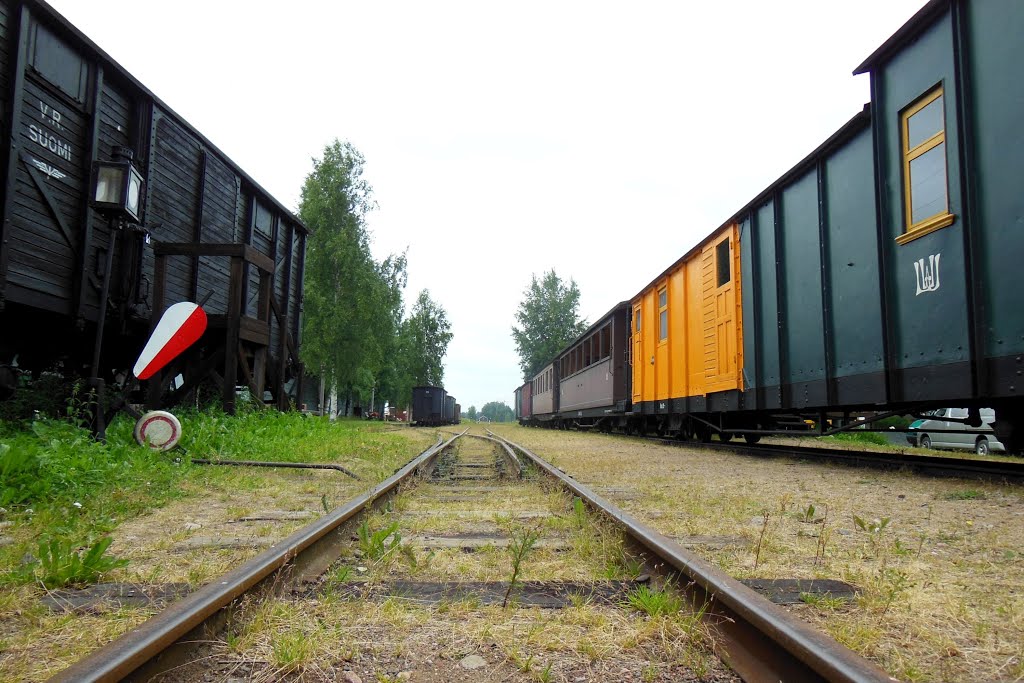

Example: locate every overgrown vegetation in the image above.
[0,408,420,588]
[30,536,128,588]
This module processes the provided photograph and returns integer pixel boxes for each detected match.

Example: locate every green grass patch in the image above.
[0,409,423,587]
[822,431,892,447]
[624,584,683,617]
[944,489,986,501]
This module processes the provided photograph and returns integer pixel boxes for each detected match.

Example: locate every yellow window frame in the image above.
[896,85,955,245]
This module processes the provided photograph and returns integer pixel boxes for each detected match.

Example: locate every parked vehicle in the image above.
[906,408,1005,455]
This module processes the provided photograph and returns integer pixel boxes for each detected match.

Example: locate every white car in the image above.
[906,408,1005,455]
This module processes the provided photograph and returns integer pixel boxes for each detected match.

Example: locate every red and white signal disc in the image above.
[134,410,182,451]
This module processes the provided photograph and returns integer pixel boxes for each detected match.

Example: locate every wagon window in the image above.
[658,287,668,342]
[28,22,89,103]
[636,310,641,332]
[897,86,955,244]
[600,325,610,360]
[254,200,274,239]
[716,239,731,286]
[584,337,592,367]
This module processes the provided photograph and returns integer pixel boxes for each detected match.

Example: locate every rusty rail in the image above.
[487,430,897,683]
[191,457,361,480]
[658,438,1024,484]
[48,433,460,683]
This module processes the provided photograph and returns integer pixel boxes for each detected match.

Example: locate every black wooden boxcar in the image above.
[0,0,306,413]
[412,385,445,426]
[444,395,455,424]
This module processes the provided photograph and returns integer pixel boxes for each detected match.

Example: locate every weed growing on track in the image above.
[32,536,128,588]
[358,519,403,564]
[503,523,542,608]
[624,585,682,617]
[0,412,424,584]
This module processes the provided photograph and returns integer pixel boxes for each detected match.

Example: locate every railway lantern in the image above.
[90,146,144,223]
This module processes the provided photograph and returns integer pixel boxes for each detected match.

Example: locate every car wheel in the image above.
[719,432,733,443]
[920,434,931,449]
[975,437,989,456]
[744,433,762,445]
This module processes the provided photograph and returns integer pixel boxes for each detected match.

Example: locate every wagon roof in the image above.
[631,106,870,302]
[33,0,308,233]
[853,0,948,76]
[554,301,631,360]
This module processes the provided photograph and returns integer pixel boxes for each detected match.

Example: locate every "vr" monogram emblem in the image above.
[914,253,941,296]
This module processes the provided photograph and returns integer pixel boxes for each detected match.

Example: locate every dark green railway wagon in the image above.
[739,111,884,415]
[854,0,1024,448]
[739,0,1024,449]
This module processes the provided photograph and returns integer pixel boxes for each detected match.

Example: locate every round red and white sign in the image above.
[134,410,182,451]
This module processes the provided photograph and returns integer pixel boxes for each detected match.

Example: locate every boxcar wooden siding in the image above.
[0,0,306,375]
[8,71,88,310]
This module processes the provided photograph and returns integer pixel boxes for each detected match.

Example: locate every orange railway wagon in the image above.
[629,224,744,439]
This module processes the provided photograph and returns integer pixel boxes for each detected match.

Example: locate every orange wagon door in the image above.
[703,230,739,393]
[632,304,643,405]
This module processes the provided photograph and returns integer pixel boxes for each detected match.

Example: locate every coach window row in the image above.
[532,368,552,394]
[896,84,955,245]
[560,323,612,378]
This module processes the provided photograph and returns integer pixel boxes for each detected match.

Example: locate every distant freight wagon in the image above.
[411,385,459,426]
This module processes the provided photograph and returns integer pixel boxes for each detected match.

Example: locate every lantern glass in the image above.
[94,165,126,204]
[126,168,142,216]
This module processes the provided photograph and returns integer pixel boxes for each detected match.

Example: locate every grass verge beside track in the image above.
[0,411,434,681]
[488,423,1024,683]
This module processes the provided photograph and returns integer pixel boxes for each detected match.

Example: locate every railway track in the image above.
[50,428,897,682]
[645,437,1024,484]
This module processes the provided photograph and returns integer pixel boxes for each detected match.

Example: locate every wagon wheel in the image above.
[694,423,712,443]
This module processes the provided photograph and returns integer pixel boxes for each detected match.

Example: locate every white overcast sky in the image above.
[50,0,925,412]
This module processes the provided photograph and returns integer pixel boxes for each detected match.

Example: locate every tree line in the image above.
[300,140,452,415]
[462,402,515,422]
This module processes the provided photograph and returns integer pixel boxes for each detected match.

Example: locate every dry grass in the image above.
[0,426,434,682]
[211,594,728,682]
[200,429,733,682]
[487,424,1024,682]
